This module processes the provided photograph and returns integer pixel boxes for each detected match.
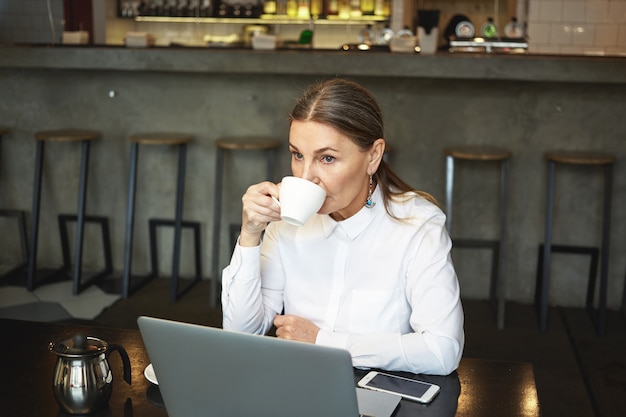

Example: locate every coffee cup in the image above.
[275,176,326,226]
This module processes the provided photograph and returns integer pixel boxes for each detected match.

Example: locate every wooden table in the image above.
[0,318,540,416]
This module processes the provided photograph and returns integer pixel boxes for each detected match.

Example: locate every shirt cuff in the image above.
[228,242,262,282]
[316,328,350,351]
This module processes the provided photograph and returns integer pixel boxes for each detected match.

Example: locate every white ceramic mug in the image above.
[275,176,326,226]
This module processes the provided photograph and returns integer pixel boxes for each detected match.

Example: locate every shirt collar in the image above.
[319,186,382,240]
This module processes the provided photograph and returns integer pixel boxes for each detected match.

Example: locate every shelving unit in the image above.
[134,15,389,26]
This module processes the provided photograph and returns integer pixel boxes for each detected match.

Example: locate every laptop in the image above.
[137,316,401,417]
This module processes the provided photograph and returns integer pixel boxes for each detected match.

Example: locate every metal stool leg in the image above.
[622,263,626,316]
[72,140,90,294]
[539,161,556,332]
[211,147,224,308]
[27,140,45,291]
[170,143,187,302]
[122,142,139,298]
[496,159,509,330]
[596,164,613,336]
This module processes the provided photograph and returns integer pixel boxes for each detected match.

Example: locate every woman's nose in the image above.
[300,164,320,184]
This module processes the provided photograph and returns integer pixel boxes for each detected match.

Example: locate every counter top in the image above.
[1,44,625,84]
[0,318,540,417]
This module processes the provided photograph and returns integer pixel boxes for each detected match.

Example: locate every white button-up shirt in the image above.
[222,187,464,375]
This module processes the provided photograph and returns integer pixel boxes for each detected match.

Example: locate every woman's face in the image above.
[289,120,379,221]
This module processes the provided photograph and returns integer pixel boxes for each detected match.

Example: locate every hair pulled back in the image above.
[289,78,436,218]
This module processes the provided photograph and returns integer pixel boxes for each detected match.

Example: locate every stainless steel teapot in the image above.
[50,334,131,414]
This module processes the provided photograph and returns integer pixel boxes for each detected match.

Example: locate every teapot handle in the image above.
[107,344,132,385]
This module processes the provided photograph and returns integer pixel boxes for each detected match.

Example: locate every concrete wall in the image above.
[0,64,624,310]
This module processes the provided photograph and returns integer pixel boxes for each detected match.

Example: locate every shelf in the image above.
[134,15,389,25]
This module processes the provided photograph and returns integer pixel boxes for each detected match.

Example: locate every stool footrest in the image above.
[451,238,500,300]
[149,218,202,302]
[451,238,504,328]
[58,214,114,294]
[535,244,600,332]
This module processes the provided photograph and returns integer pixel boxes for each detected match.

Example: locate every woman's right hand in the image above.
[239,181,281,247]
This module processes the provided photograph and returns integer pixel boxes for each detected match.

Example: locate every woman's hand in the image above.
[239,181,281,247]
[274,315,320,344]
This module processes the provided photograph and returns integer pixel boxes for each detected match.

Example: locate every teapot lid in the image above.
[52,334,107,357]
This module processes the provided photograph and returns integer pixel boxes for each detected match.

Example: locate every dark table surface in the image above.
[0,318,540,417]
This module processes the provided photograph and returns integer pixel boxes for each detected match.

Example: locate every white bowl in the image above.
[251,34,277,50]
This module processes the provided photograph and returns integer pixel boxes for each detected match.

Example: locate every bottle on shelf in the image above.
[481,17,498,38]
[503,17,524,38]
[338,0,351,18]
[374,0,390,17]
[326,0,339,16]
[360,0,374,16]
[276,0,287,15]
[264,0,278,14]
[350,0,362,17]
[297,0,310,18]
[287,0,298,16]
[310,0,323,18]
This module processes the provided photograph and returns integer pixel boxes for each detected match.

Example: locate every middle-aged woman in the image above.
[222,78,464,375]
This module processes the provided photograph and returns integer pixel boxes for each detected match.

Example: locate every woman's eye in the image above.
[322,155,335,163]
[292,152,303,160]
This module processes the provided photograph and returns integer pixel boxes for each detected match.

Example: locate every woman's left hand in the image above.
[274,315,320,344]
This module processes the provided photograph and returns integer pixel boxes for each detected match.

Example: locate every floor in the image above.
[1,273,625,417]
[0,266,120,322]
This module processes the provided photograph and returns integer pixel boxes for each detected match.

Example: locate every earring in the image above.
[365,174,376,208]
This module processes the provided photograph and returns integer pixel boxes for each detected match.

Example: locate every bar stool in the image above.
[444,145,511,329]
[122,132,201,302]
[0,128,29,279]
[28,129,112,294]
[211,136,281,307]
[536,150,615,336]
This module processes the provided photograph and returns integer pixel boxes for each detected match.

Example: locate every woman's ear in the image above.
[368,138,386,174]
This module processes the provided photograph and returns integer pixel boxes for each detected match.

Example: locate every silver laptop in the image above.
[138,316,400,417]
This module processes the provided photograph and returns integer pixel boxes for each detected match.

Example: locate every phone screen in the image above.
[367,373,432,397]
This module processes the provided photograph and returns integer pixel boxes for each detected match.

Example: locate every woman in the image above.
[222,78,464,375]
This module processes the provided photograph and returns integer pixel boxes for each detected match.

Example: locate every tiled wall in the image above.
[527,0,626,55]
[0,0,64,44]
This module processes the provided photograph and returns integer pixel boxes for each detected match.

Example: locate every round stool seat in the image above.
[35,129,100,142]
[444,145,512,161]
[130,132,193,146]
[544,150,615,165]
[215,136,281,151]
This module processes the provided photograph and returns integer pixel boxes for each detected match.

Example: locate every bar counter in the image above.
[1,44,625,83]
[0,317,540,417]
[0,45,624,311]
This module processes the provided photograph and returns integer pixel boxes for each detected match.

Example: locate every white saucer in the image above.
[144,363,158,385]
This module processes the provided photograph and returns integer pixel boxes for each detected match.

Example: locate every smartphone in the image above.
[357,371,440,404]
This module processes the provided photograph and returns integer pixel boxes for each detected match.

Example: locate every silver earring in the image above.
[365,174,376,208]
